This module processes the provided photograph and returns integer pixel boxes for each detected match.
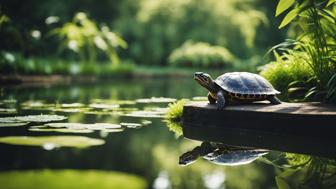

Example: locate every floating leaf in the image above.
[21,101,55,110]
[60,103,84,108]
[0,108,17,114]
[29,128,94,133]
[0,122,29,127]
[14,115,67,122]
[53,108,90,113]
[0,170,147,189]
[102,128,124,133]
[0,136,105,148]
[141,120,152,125]
[92,99,136,105]
[30,122,122,133]
[89,103,120,109]
[136,97,176,103]
[124,110,165,118]
[191,96,208,101]
[120,122,142,128]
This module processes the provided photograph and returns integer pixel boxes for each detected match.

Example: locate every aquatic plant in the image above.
[164,99,188,137]
[263,0,336,103]
[50,12,127,65]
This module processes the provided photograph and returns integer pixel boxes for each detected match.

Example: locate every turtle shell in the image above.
[215,72,280,95]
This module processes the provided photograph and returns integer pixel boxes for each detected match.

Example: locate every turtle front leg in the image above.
[267,96,281,105]
[217,90,226,110]
[207,92,216,104]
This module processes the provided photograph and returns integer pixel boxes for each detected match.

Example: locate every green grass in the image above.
[0,169,147,189]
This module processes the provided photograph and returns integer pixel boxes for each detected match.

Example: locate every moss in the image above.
[164,99,189,137]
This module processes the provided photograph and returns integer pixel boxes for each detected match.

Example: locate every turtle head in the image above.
[179,151,199,166]
[194,72,216,92]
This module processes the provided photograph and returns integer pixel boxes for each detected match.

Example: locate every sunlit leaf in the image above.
[0,122,29,127]
[279,8,299,29]
[0,136,105,148]
[60,103,85,108]
[0,115,66,123]
[276,0,295,16]
[89,103,120,109]
[327,0,336,7]
[29,128,94,133]
[136,97,176,103]
[120,122,142,128]
[0,108,17,114]
[92,99,136,105]
[14,115,67,122]
[124,111,164,118]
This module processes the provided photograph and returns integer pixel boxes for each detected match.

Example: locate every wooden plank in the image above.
[182,102,336,158]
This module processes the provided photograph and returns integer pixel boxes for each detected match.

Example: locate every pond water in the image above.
[0,78,335,189]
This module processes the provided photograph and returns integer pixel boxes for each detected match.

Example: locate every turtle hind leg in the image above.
[267,96,281,104]
[217,91,226,110]
[208,93,216,104]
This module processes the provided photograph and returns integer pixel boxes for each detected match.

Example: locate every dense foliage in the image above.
[168,42,234,68]
[262,0,336,103]
[0,0,283,71]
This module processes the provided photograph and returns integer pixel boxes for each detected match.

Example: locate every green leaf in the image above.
[276,0,295,16]
[327,0,336,7]
[279,8,299,29]
[275,176,292,189]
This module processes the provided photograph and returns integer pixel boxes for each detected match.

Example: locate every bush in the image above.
[168,41,234,68]
[260,51,314,99]
[114,0,269,65]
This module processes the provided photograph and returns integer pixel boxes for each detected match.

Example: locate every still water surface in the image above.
[0,78,334,189]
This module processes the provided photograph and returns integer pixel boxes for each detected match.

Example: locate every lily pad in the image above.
[53,108,90,113]
[21,101,55,110]
[0,136,105,148]
[0,108,17,114]
[120,122,142,128]
[0,122,29,127]
[15,115,67,122]
[89,103,120,109]
[60,103,85,108]
[30,122,122,133]
[141,120,152,125]
[124,110,164,118]
[28,128,94,133]
[191,96,208,101]
[136,97,176,103]
[92,99,136,105]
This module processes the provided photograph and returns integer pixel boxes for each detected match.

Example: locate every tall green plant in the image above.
[271,0,336,103]
[50,12,127,65]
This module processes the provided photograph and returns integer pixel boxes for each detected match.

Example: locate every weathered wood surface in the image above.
[182,102,336,158]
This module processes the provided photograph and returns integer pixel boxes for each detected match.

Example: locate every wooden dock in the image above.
[182,102,336,158]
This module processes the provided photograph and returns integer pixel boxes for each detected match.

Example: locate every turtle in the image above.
[194,72,281,109]
[179,142,269,166]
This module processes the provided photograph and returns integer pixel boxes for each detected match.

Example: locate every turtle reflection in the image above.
[179,142,269,166]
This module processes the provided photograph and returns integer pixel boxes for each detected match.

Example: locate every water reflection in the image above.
[179,142,269,166]
[0,78,335,189]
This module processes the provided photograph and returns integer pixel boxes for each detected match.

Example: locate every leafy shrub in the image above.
[260,51,313,98]
[168,42,234,68]
[50,12,127,65]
